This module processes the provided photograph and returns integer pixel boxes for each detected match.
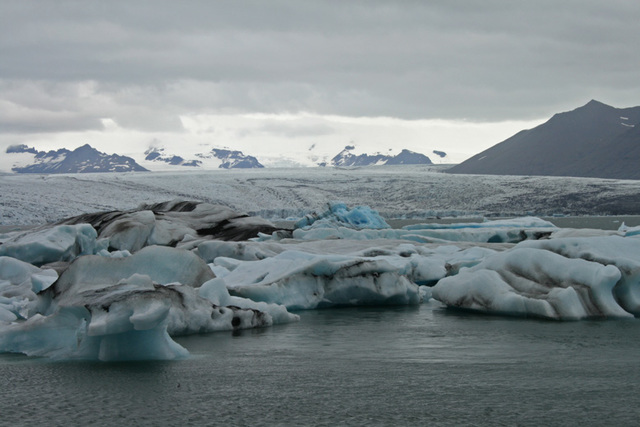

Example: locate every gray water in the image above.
[1,303,638,426]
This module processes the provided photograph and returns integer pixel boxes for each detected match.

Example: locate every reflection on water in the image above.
[2,304,639,426]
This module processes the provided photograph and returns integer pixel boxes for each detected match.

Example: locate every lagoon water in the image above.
[1,303,639,426]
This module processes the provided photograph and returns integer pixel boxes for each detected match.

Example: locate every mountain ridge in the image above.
[7,144,148,174]
[447,100,640,179]
[330,147,432,167]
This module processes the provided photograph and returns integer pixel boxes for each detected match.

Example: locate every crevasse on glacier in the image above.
[1,200,639,361]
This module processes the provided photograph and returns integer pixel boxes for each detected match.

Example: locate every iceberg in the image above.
[1,197,639,361]
[432,236,639,320]
[294,202,390,230]
[199,239,501,309]
[213,250,421,310]
[0,257,58,322]
[62,199,283,252]
[0,246,297,361]
[519,235,640,316]
[257,214,558,244]
[0,224,100,266]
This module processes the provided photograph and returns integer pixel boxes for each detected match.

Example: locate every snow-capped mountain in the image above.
[3,141,444,174]
[448,100,640,179]
[7,144,148,173]
[144,148,201,167]
[206,149,264,169]
[143,147,264,170]
[330,146,432,167]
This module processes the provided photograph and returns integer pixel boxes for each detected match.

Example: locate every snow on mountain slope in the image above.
[330,147,432,167]
[5,144,147,173]
[141,147,264,170]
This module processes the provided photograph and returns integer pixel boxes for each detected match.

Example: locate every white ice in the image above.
[0,224,102,266]
[432,235,640,320]
[0,244,297,361]
[0,173,639,361]
[262,215,557,244]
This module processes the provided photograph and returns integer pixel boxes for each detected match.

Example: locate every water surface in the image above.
[2,304,638,426]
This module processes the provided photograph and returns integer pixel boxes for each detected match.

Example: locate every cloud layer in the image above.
[1,1,638,156]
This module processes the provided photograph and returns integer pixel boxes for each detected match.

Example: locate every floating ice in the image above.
[0,257,57,322]
[216,250,421,310]
[432,236,638,320]
[62,199,282,252]
[279,217,556,244]
[0,224,100,266]
[199,238,498,309]
[294,202,390,230]
[1,196,638,361]
[519,235,640,316]
[0,246,297,361]
[619,222,640,237]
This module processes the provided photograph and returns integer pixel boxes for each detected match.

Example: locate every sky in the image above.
[1,1,639,166]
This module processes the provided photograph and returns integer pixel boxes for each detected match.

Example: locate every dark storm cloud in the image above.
[1,0,639,133]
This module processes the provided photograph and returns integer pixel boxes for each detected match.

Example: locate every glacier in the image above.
[1,193,640,361]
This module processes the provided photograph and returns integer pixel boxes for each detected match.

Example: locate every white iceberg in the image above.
[0,246,297,361]
[262,216,557,244]
[217,250,421,310]
[0,256,58,322]
[519,235,640,316]
[63,200,281,252]
[294,202,390,229]
[432,237,637,320]
[0,224,100,266]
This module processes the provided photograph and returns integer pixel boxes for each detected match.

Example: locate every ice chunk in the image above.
[432,246,629,320]
[215,250,421,310]
[62,199,282,252]
[0,256,58,321]
[0,292,189,361]
[100,210,156,252]
[0,245,299,361]
[199,279,299,325]
[49,245,215,303]
[295,202,390,230]
[0,224,99,266]
[520,235,640,316]
[619,222,640,237]
[282,216,556,244]
[402,216,556,230]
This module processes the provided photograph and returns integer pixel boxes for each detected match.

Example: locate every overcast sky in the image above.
[1,1,639,163]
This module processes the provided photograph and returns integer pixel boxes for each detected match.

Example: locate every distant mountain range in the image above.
[447,100,640,179]
[145,147,264,169]
[7,144,148,173]
[328,146,433,167]
[5,142,435,173]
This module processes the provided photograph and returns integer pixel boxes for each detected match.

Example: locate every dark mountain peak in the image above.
[10,144,147,174]
[448,100,640,179]
[583,99,611,109]
[331,147,432,167]
[210,148,264,169]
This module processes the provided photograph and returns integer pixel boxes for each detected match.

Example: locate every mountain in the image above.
[447,100,640,179]
[8,144,148,173]
[143,147,264,169]
[330,146,432,167]
[144,148,201,167]
[207,149,264,169]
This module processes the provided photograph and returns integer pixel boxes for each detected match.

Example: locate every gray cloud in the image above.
[1,0,639,134]
[245,120,336,139]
